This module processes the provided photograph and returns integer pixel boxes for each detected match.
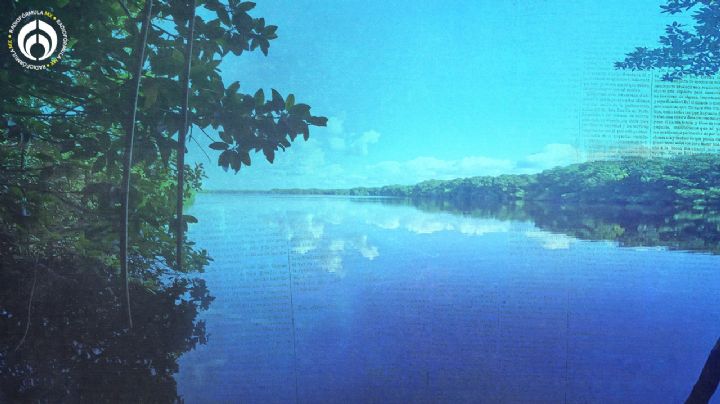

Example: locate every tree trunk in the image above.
[686,337,720,404]
[120,0,154,329]
[176,0,197,272]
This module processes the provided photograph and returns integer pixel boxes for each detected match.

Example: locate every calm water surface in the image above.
[176,193,720,403]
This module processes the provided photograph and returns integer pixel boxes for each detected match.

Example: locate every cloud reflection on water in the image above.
[256,197,577,276]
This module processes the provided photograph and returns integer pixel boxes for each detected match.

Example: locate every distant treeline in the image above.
[249,155,720,207]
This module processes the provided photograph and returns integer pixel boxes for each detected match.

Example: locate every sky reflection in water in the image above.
[176,194,720,403]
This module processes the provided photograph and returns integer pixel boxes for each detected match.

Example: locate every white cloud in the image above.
[261,206,381,275]
[364,207,515,237]
[369,155,515,185]
[327,116,345,135]
[325,126,381,156]
[364,144,581,186]
[406,218,454,234]
[368,216,401,230]
[190,114,583,190]
[457,220,512,236]
[326,117,348,151]
[288,213,325,254]
[402,216,513,236]
[517,143,580,172]
[352,130,381,156]
[356,235,379,260]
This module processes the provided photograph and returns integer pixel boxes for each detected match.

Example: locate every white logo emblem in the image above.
[17,19,58,61]
[8,10,67,70]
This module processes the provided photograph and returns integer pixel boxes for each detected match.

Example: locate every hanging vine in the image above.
[176,0,197,272]
[119,0,154,329]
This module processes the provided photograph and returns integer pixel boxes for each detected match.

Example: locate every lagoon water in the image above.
[176,193,720,403]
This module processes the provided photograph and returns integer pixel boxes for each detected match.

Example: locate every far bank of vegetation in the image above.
[254,155,720,209]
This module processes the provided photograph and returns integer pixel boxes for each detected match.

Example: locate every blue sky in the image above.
[188,0,678,190]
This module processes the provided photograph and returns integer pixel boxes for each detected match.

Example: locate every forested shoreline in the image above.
[206,154,720,255]
[240,155,720,208]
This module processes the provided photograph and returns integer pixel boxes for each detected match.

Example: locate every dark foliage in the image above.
[616,0,720,80]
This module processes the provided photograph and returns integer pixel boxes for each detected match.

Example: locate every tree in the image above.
[1,0,327,397]
[616,0,720,81]
[617,1,720,402]
[0,0,326,327]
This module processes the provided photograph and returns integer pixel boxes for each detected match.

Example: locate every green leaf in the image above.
[219,131,233,144]
[210,142,229,150]
[226,81,240,95]
[301,123,310,141]
[230,150,241,172]
[183,215,199,223]
[290,103,311,117]
[307,116,328,126]
[259,39,269,56]
[254,89,264,106]
[264,25,278,37]
[263,147,275,163]
[218,150,232,171]
[237,2,256,12]
[217,7,231,25]
[232,12,253,31]
[239,150,251,166]
[285,94,295,109]
[271,89,283,109]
